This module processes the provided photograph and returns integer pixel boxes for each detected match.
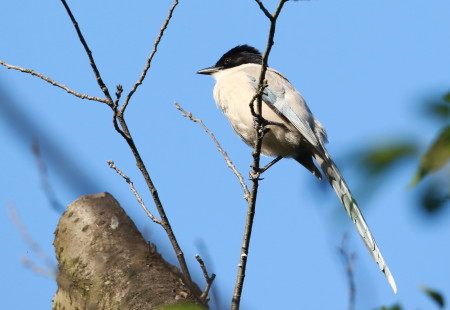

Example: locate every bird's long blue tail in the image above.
[314,151,397,293]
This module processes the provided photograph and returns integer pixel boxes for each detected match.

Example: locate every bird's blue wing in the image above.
[248,76,320,149]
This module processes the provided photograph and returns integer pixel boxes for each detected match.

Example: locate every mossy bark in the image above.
[53,192,205,310]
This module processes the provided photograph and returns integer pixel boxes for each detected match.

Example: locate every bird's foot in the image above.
[249,168,264,181]
[249,156,283,180]
[252,117,286,132]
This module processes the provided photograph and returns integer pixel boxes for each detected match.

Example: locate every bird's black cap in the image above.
[197,45,263,75]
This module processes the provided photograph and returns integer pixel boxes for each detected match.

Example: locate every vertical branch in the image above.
[112,1,194,289]
[231,1,288,309]
[114,120,195,287]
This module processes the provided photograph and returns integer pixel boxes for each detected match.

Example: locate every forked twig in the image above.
[195,254,216,302]
[1,0,208,302]
[57,0,196,293]
[175,102,250,200]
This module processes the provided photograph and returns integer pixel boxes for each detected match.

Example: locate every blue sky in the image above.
[1,1,449,309]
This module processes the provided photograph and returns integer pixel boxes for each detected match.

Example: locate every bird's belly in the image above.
[224,106,302,158]
[214,76,304,158]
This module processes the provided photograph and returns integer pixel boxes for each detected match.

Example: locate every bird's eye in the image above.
[224,58,231,65]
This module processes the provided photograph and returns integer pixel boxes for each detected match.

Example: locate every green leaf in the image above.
[411,126,450,186]
[421,285,445,308]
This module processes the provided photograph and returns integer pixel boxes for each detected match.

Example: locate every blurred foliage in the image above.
[425,92,450,121]
[364,93,449,308]
[379,305,402,310]
[411,125,450,186]
[361,144,418,176]
[345,91,450,217]
[421,286,445,308]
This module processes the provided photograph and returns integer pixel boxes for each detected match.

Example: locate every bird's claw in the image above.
[249,169,264,180]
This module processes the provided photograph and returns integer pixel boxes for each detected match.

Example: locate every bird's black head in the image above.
[215,45,262,69]
[197,45,262,75]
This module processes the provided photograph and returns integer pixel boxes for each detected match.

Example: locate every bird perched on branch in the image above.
[197,44,397,293]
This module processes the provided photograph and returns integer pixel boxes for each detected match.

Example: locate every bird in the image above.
[197,44,397,293]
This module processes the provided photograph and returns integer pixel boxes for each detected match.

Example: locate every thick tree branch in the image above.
[53,193,204,309]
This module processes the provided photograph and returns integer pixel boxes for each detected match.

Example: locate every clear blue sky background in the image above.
[1,1,449,309]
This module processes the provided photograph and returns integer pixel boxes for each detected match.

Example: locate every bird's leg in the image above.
[260,156,283,173]
[253,116,268,134]
[249,156,283,180]
[264,120,287,129]
[250,115,285,180]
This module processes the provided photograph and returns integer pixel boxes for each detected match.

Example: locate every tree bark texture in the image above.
[53,192,204,309]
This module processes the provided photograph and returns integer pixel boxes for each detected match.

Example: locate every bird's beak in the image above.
[196,65,221,75]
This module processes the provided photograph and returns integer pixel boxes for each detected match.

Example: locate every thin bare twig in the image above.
[121,0,179,113]
[232,1,289,309]
[113,84,123,108]
[254,0,272,19]
[107,161,162,225]
[59,0,114,105]
[175,102,251,200]
[0,60,108,103]
[252,0,288,119]
[195,254,216,302]
[339,235,356,310]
